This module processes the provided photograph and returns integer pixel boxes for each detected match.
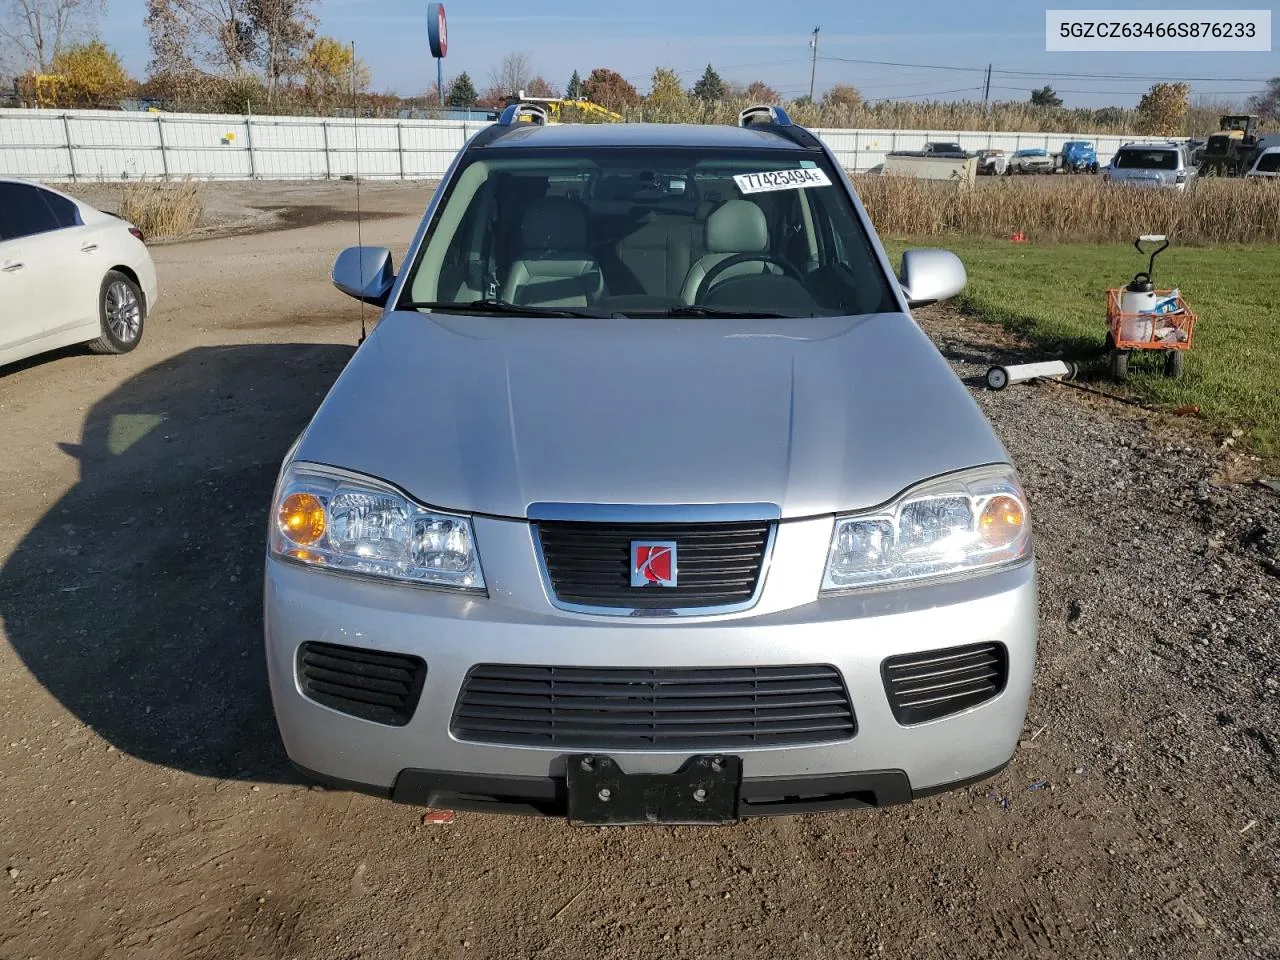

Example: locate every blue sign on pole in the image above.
[428,3,448,58]
[428,3,447,107]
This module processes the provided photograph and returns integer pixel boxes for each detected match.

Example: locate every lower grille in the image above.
[882,643,1007,725]
[535,520,771,610]
[452,664,856,749]
[298,642,426,727]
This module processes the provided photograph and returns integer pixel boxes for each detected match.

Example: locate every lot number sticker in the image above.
[734,168,832,194]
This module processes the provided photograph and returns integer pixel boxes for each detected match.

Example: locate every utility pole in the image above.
[809,26,821,102]
[982,63,992,105]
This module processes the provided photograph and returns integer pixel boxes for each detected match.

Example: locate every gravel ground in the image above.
[64,180,439,239]
[0,202,1276,960]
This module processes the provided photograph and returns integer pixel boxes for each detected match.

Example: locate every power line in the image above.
[817,53,1272,84]
[623,58,812,84]
[878,87,986,100]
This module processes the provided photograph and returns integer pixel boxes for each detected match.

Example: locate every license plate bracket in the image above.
[565,754,743,825]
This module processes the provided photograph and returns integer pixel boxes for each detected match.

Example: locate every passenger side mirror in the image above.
[332,246,395,306]
[898,248,966,308]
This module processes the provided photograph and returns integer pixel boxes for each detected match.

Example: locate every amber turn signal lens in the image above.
[279,492,326,545]
[978,495,1025,547]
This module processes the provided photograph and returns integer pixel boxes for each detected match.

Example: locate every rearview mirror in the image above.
[332,246,395,306]
[899,248,966,308]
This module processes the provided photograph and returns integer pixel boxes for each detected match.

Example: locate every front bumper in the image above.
[264,514,1037,814]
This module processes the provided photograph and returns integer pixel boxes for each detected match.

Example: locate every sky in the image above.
[92,0,1279,108]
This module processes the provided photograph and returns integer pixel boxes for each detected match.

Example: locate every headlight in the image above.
[821,465,1030,593]
[269,462,485,591]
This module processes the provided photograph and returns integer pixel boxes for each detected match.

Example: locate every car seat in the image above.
[678,199,780,304]
[501,197,605,308]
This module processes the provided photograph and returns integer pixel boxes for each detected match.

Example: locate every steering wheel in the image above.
[694,253,804,304]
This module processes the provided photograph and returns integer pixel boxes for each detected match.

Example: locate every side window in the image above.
[41,189,82,228]
[0,183,63,240]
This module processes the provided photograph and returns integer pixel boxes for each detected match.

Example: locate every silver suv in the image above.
[264,105,1037,825]
[1105,142,1198,191]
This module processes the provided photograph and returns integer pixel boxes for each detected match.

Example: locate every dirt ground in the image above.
[1,183,1277,960]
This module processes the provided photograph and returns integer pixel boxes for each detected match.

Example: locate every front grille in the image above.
[298,642,426,726]
[882,643,1007,725]
[452,664,856,749]
[536,520,771,610]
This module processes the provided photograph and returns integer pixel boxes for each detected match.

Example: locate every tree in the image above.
[145,0,257,78]
[447,70,477,107]
[744,80,780,104]
[246,0,315,102]
[1136,82,1190,136]
[488,50,532,96]
[300,35,367,110]
[1,0,100,71]
[647,66,683,109]
[565,68,582,99]
[1029,85,1063,108]
[49,38,132,106]
[1247,77,1280,122]
[821,83,862,111]
[525,75,556,98]
[581,67,638,111]
[691,63,723,102]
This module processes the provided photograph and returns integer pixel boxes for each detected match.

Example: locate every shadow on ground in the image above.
[0,343,354,783]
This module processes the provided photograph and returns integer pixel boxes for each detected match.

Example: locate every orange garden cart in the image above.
[1105,235,1198,382]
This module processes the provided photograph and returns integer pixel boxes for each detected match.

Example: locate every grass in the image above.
[881,237,1280,459]
[856,176,1280,246]
[117,179,203,239]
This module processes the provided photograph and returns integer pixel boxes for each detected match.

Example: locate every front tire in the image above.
[89,271,145,355]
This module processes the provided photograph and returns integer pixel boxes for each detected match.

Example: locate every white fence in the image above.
[0,108,1176,182]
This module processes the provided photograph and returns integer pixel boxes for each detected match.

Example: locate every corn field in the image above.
[854,176,1280,245]
[623,96,1238,137]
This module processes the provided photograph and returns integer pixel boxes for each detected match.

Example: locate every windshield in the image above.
[398,145,897,318]
[1257,152,1280,173]
[1113,149,1179,170]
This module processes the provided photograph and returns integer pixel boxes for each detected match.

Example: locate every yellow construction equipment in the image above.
[503,91,622,123]
[1201,115,1260,176]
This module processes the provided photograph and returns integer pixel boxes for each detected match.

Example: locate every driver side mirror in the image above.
[898,248,966,308]
[332,246,395,306]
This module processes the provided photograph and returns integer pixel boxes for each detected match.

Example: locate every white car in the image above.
[1,178,158,369]
[1245,146,1280,179]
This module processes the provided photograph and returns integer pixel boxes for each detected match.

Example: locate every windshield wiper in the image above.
[398,299,609,319]
[628,305,799,319]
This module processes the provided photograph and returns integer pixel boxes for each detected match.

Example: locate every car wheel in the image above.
[1164,349,1185,378]
[89,271,145,355]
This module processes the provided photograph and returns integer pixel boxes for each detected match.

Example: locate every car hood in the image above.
[294,310,1009,519]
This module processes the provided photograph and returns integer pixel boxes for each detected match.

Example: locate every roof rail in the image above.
[497,103,549,126]
[737,104,822,151]
[739,104,792,128]
[468,102,551,149]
